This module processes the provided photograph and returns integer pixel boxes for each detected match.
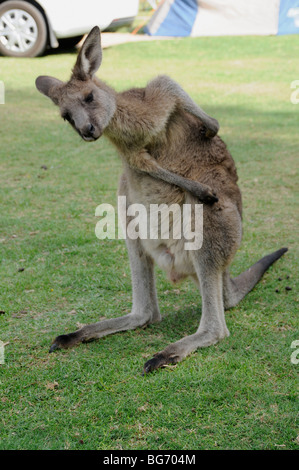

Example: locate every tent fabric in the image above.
[146,0,198,36]
[145,0,299,37]
[278,0,299,34]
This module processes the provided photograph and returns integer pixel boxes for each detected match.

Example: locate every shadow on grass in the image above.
[45,37,82,56]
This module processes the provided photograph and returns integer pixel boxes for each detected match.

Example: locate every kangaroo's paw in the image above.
[188,182,218,204]
[201,189,218,204]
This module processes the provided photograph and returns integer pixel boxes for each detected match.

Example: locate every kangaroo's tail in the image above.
[223,247,288,309]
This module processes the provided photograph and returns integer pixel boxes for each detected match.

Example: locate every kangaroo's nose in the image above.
[88,123,95,135]
[83,123,95,139]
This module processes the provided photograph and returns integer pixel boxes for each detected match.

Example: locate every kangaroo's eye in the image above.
[63,112,71,122]
[85,92,94,103]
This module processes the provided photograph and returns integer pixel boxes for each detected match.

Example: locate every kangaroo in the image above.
[36,29,219,205]
[36,26,287,373]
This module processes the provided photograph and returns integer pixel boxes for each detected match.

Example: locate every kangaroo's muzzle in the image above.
[82,123,101,141]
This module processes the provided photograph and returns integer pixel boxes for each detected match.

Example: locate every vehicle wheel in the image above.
[0,1,48,57]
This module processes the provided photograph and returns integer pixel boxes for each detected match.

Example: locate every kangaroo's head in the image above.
[36,26,115,142]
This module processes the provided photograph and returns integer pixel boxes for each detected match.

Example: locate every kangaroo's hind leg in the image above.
[49,174,161,352]
[144,259,229,373]
[143,200,240,373]
[50,235,161,352]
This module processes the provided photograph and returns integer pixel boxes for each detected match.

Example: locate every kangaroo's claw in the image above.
[143,352,179,374]
[189,184,218,204]
[203,191,218,204]
[49,332,80,352]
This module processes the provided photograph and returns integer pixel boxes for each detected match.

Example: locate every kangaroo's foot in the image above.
[143,327,229,374]
[49,311,160,353]
[49,331,84,352]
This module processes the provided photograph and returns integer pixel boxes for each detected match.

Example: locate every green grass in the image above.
[0,35,298,450]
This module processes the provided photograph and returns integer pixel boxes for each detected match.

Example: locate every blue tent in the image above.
[145,0,299,37]
[278,1,299,34]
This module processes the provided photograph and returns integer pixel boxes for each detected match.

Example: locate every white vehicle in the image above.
[0,0,139,57]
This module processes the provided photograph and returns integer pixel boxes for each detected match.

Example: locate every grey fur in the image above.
[37,27,288,372]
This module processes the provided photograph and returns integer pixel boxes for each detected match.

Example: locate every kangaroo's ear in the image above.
[35,76,64,104]
[72,26,102,80]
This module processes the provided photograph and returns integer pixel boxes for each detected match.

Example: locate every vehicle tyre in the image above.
[0,1,48,57]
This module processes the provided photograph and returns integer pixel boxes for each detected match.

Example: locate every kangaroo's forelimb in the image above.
[146,75,219,138]
[127,150,218,204]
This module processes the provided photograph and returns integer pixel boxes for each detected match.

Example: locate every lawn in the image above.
[0,34,298,450]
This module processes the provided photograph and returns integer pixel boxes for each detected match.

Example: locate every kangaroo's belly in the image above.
[118,167,243,279]
[119,169,203,282]
[141,238,195,283]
